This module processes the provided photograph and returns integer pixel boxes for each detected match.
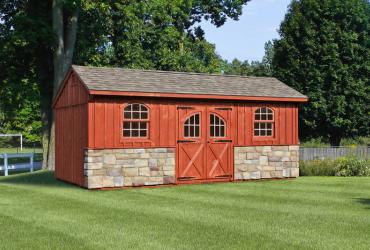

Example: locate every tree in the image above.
[1,0,251,169]
[74,0,251,73]
[0,0,53,151]
[222,41,274,77]
[0,0,80,168]
[273,0,370,145]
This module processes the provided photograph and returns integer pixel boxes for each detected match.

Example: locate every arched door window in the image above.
[123,103,149,138]
[210,114,225,137]
[184,113,200,137]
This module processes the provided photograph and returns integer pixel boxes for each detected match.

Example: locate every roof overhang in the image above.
[89,90,308,103]
[52,66,308,108]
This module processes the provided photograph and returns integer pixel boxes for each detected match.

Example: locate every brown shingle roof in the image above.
[72,65,307,99]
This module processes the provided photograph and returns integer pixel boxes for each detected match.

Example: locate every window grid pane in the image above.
[123,104,149,138]
[255,107,274,121]
[254,107,274,137]
[184,114,200,138]
[210,114,225,138]
[254,122,273,137]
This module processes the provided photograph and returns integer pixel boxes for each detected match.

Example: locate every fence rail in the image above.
[0,153,34,176]
[299,147,369,161]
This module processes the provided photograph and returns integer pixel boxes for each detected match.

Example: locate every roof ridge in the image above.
[72,65,276,80]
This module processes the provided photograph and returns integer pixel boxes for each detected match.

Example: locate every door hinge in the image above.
[177,140,196,143]
[215,174,232,178]
[178,176,196,180]
[214,139,232,142]
[177,106,195,110]
[215,107,232,110]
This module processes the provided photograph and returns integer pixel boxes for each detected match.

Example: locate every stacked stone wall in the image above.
[234,146,299,180]
[84,148,176,189]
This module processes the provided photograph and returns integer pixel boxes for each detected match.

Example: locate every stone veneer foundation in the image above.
[84,148,176,189]
[234,146,299,180]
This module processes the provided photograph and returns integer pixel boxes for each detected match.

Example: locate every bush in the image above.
[300,156,370,176]
[300,137,370,148]
[335,157,370,177]
[300,159,337,176]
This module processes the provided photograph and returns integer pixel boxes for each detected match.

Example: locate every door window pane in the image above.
[210,114,226,138]
[184,113,200,138]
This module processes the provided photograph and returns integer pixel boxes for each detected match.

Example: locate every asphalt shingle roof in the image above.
[72,65,307,99]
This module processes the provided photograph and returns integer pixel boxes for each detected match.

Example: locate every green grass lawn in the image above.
[1,172,369,250]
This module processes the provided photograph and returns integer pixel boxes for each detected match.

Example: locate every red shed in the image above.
[53,65,307,189]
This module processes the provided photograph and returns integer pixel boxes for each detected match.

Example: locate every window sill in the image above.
[119,138,151,143]
[252,136,276,141]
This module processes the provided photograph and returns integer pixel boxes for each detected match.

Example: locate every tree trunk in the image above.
[43,0,79,170]
[40,94,53,169]
[329,135,342,147]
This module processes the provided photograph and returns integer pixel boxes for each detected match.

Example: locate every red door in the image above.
[206,106,233,180]
[177,105,207,181]
[177,104,233,183]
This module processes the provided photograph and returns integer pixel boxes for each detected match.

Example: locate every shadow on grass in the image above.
[354,198,370,209]
[0,170,76,188]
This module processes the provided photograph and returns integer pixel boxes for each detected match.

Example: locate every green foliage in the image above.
[0,78,42,144]
[335,156,370,176]
[74,0,251,73]
[223,41,274,76]
[0,0,52,145]
[300,137,330,147]
[300,159,337,176]
[300,156,370,176]
[273,0,370,145]
[300,136,370,147]
[340,137,370,146]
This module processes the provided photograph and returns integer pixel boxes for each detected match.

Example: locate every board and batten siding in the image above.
[234,103,299,146]
[87,97,177,149]
[87,97,299,149]
[54,72,89,186]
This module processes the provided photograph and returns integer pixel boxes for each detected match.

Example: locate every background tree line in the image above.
[0,0,369,167]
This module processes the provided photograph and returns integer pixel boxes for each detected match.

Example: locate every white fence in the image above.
[0,153,34,176]
[299,147,369,161]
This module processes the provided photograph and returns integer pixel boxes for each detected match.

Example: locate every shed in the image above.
[53,65,307,189]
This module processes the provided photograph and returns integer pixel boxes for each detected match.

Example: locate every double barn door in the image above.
[177,105,233,183]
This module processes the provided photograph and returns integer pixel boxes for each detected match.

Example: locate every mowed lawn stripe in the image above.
[0,171,370,249]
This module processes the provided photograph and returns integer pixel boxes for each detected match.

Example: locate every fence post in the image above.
[30,154,34,173]
[4,153,8,176]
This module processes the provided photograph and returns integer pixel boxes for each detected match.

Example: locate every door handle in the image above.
[214,139,232,142]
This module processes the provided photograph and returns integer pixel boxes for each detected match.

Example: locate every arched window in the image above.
[123,103,149,138]
[254,107,274,136]
[210,114,225,137]
[184,113,200,137]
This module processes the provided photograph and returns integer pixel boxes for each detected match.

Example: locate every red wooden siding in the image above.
[88,97,177,149]
[232,103,299,146]
[55,72,89,186]
[87,97,299,149]
[54,72,89,108]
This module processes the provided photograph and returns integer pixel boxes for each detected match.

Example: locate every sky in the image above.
[200,0,291,62]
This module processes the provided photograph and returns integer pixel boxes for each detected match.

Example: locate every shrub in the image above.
[300,159,336,176]
[300,137,370,148]
[300,156,370,176]
[335,157,370,177]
